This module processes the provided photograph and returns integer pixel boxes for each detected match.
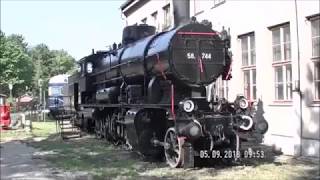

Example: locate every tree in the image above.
[29,44,55,89]
[51,49,76,75]
[0,32,33,97]
[29,45,76,93]
[0,31,76,98]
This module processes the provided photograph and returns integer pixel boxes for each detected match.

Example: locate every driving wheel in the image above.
[164,127,184,168]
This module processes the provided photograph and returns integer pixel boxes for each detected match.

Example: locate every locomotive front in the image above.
[145,22,256,168]
[170,23,228,86]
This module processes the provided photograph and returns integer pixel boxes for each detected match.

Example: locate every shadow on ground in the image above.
[18,132,319,180]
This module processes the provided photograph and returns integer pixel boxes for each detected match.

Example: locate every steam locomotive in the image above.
[68,16,265,168]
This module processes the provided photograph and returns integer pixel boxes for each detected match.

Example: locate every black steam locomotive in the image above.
[68,17,264,168]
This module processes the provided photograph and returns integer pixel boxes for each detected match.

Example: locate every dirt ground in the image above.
[0,140,92,180]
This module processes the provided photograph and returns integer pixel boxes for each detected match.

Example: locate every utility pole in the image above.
[8,83,13,103]
[38,79,43,122]
[43,90,46,122]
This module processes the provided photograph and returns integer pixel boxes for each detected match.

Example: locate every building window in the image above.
[271,23,292,101]
[216,77,228,99]
[141,18,147,24]
[163,4,171,30]
[243,69,257,101]
[314,61,320,100]
[214,0,226,7]
[240,33,256,100]
[272,24,291,61]
[310,16,320,101]
[193,0,205,15]
[311,17,320,58]
[274,64,292,100]
[241,33,255,66]
[151,11,159,30]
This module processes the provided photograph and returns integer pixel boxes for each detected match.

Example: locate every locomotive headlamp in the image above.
[239,98,249,109]
[181,100,195,112]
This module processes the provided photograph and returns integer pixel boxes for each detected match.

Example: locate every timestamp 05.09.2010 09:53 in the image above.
[199,149,265,159]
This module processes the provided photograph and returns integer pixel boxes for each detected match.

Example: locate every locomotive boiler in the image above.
[68,2,266,168]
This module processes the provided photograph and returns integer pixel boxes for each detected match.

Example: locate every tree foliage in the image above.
[0,32,33,96]
[0,31,76,97]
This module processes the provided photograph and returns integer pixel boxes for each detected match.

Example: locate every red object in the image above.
[156,53,167,80]
[170,84,176,120]
[197,56,204,73]
[0,95,11,129]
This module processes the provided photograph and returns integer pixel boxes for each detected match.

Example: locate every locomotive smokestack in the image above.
[173,0,190,27]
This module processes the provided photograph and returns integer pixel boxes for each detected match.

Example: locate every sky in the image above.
[1,0,126,60]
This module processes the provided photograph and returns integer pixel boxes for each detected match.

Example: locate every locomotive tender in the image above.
[68,2,263,168]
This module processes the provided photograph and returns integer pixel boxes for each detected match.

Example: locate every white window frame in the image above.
[151,11,158,31]
[313,61,320,101]
[310,16,320,101]
[216,77,228,99]
[243,69,256,101]
[274,64,292,101]
[163,4,171,30]
[240,33,256,101]
[193,0,205,15]
[271,24,291,62]
[311,17,320,58]
[240,33,255,67]
[270,23,292,101]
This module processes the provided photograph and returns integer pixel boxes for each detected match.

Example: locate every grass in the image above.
[1,121,319,179]
[0,121,56,142]
[30,134,320,180]
[30,137,150,179]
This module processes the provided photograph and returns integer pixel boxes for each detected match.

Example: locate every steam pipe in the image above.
[172,0,190,27]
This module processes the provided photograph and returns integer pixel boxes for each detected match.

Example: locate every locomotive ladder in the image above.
[55,108,81,139]
[49,95,82,140]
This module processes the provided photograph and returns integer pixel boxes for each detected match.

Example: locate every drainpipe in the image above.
[294,0,302,156]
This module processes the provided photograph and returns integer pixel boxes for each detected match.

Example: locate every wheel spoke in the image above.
[164,128,184,168]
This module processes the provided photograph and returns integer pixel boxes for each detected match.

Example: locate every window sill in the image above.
[269,100,293,106]
[211,1,226,9]
[241,65,256,69]
[272,60,291,66]
[194,10,204,16]
[309,101,320,107]
[311,57,320,61]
